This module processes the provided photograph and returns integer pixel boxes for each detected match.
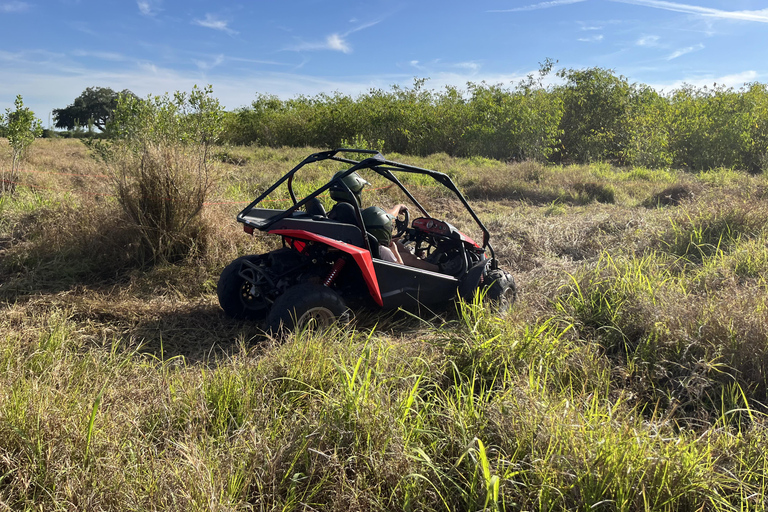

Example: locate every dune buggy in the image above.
[217,149,516,331]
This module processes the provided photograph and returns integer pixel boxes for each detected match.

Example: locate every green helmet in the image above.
[329,170,369,206]
[362,206,394,246]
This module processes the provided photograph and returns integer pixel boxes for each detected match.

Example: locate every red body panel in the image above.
[270,229,383,307]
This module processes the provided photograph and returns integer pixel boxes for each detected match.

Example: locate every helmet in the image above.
[362,206,394,246]
[329,170,369,206]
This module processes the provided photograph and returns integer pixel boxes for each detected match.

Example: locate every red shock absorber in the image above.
[324,258,347,287]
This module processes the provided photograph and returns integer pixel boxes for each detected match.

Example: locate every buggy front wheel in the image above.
[484,269,517,314]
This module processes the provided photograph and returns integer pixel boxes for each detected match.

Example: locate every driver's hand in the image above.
[386,204,409,218]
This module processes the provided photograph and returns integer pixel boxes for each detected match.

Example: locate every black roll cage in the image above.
[237,148,496,261]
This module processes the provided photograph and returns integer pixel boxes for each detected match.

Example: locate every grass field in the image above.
[1,138,767,510]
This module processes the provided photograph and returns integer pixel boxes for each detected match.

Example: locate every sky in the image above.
[1,0,767,127]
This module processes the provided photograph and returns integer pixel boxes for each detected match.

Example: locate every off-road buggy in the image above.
[217,149,516,331]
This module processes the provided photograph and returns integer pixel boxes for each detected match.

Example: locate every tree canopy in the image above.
[53,87,135,131]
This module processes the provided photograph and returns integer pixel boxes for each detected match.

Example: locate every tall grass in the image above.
[2,142,768,509]
[2,311,766,510]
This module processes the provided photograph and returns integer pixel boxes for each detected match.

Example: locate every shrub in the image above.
[90,86,224,264]
[625,86,674,168]
[667,85,755,171]
[2,95,43,195]
[463,82,563,161]
[555,68,634,164]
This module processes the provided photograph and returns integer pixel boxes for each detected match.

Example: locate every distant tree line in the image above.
[43,67,768,172]
[219,66,768,172]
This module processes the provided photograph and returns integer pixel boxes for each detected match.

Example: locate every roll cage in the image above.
[237,148,498,265]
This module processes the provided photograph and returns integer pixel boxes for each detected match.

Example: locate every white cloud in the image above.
[666,43,704,60]
[193,14,238,35]
[489,0,587,13]
[0,1,29,12]
[137,0,160,17]
[609,0,768,23]
[326,34,351,53]
[578,34,604,42]
[403,59,483,76]
[636,35,660,47]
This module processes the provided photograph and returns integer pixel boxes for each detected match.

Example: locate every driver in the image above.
[329,171,440,271]
[362,206,439,272]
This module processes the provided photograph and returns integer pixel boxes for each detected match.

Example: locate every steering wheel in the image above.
[394,208,410,238]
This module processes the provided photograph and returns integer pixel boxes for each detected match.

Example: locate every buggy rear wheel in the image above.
[267,283,350,334]
[217,255,270,320]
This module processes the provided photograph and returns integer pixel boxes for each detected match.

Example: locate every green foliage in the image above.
[668,85,749,171]
[218,68,768,173]
[555,67,635,164]
[625,85,674,168]
[221,74,562,161]
[90,85,224,264]
[2,95,43,195]
[463,81,563,161]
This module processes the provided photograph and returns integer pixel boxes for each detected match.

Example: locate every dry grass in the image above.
[2,140,768,510]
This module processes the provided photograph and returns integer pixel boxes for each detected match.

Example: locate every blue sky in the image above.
[1,0,767,126]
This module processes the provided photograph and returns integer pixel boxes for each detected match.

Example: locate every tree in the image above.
[2,95,43,195]
[53,87,134,132]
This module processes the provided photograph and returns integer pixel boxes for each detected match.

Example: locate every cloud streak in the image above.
[192,14,238,35]
[285,19,382,54]
[488,0,587,13]
[667,43,704,60]
[609,0,768,23]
